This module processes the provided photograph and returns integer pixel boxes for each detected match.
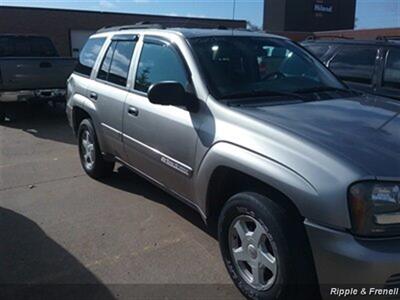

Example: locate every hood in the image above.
[237,95,400,178]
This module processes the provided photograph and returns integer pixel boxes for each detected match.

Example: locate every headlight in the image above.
[349,181,400,237]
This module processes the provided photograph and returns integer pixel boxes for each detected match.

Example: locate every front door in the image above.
[123,36,200,199]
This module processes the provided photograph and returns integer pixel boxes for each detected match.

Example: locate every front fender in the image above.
[194,142,351,229]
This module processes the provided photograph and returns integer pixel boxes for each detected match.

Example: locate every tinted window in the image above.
[0,36,58,57]
[329,46,377,84]
[189,37,343,99]
[75,37,106,76]
[108,41,136,86]
[383,49,400,89]
[305,44,330,59]
[97,42,116,81]
[135,41,188,93]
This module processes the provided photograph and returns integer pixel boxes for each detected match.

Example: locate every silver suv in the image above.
[67,24,400,300]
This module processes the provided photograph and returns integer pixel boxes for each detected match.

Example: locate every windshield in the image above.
[189,36,345,100]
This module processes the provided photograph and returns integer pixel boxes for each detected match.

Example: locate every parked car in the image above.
[302,37,400,100]
[0,35,76,120]
[67,24,400,300]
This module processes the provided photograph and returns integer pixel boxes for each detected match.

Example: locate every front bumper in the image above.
[306,221,400,298]
[0,89,66,103]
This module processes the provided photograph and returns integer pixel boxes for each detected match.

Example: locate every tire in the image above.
[218,192,320,300]
[78,118,115,179]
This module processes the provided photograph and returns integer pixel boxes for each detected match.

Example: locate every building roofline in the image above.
[0,5,247,25]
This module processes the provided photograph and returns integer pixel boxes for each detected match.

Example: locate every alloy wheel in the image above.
[229,215,278,291]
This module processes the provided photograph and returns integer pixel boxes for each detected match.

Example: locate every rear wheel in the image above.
[78,119,114,179]
[218,192,320,300]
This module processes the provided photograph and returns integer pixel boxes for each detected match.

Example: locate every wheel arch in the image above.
[194,142,319,224]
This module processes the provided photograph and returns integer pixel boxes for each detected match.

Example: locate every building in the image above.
[264,0,356,32]
[0,6,246,57]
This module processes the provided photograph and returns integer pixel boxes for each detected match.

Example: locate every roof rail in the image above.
[306,34,354,41]
[97,21,165,33]
[376,35,400,41]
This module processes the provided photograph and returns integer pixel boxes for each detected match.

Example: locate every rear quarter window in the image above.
[0,36,58,57]
[75,37,106,77]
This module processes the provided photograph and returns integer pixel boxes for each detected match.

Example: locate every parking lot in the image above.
[0,105,243,299]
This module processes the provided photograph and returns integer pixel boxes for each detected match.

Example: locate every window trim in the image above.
[131,35,192,95]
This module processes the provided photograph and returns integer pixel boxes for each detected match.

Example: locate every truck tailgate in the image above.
[0,57,76,91]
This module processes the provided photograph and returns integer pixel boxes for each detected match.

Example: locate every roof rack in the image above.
[376,35,400,41]
[97,21,165,33]
[305,34,354,41]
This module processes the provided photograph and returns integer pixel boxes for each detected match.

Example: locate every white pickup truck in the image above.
[0,35,76,120]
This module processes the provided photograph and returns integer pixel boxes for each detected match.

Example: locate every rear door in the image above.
[88,35,138,159]
[327,44,380,94]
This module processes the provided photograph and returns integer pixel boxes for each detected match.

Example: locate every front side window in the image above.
[189,36,343,100]
[383,49,400,89]
[135,41,188,93]
[75,37,106,76]
[329,46,378,84]
[97,40,136,87]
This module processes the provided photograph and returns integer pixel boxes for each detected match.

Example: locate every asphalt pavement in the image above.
[0,103,243,300]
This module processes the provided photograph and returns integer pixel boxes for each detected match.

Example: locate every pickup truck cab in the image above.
[67,24,400,300]
[302,37,400,101]
[0,35,76,120]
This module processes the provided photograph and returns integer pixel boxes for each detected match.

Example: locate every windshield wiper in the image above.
[294,86,357,94]
[220,89,305,101]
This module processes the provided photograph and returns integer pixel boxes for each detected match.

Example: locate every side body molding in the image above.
[194,142,320,221]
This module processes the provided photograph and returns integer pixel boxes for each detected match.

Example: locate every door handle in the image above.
[128,106,139,116]
[89,92,98,100]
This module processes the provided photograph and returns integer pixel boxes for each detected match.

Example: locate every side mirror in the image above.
[148,81,187,107]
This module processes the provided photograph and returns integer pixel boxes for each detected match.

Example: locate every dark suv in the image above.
[302,37,400,100]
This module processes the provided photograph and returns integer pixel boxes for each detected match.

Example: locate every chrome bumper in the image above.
[0,89,66,102]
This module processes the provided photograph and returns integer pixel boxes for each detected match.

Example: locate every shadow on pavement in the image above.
[101,166,218,239]
[0,207,115,300]
[0,102,75,145]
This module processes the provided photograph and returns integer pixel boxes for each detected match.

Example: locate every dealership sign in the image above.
[314,2,333,13]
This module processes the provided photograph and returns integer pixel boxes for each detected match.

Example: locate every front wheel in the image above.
[78,119,115,179]
[218,192,320,300]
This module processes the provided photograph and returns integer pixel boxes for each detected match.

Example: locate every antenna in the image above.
[232,0,236,20]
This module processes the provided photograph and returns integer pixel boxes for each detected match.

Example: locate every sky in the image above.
[0,0,399,29]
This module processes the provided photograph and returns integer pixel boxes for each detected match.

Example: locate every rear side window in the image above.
[97,42,116,81]
[383,49,400,89]
[0,36,58,57]
[135,41,188,93]
[97,40,136,87]
[75,37,106,76]
[329,46,378,84]
[304,44,331,59]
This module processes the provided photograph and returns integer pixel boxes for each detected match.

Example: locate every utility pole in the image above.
[232,0,236,20]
